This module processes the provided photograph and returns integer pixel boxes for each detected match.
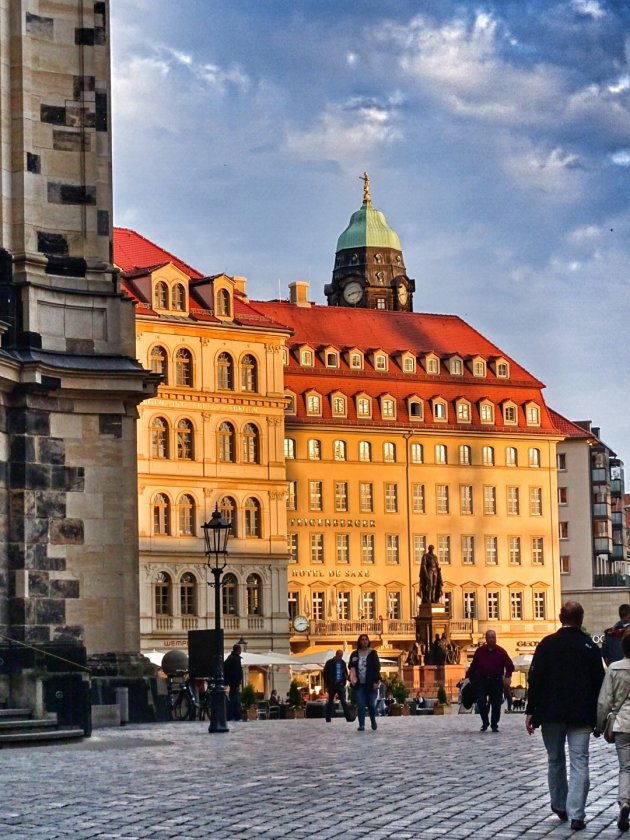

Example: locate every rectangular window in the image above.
[509,536,521,565]
[530,487,542,516]
[510,591,523,620]
[413,535,426,564]
[335,481,348,512]
[443,591,452,617]
[464,590,477,619]
[531,537,544,565]
[559,522,569,540]
[558,487,567,505]
[534,591,546,620]
[557,452,567,471]
[309,480,323,511]
[436,485,449,514]
[310,533,324,564]
[387,591,402,620]
[288,591,298,620]
[485,535,498,565]
[462,535,475,565]
[507,486,520,515]
[386,534,400,564]
[483,486,496,515]
[384,483,398,513]
[337,590,351,620]
[361,591,376,620]
[412,484,425,514]
[361,533,375,564]
[359,482,373,513]
[487,591,500,620]
[382,399,395,418]
[288,533,298,563]
[287,481,297,511]
[460,485,473,515]
[560,555,570,574]
[437,535,451,564]
[336,533,349,564]
[312,591,325,621]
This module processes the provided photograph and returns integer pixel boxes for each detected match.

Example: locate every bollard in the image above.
[115,687,129,726]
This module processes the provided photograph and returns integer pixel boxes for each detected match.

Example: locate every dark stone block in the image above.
[7,513,25,542]
[25,463,51,490]
[47,182,96,205]
[52,130,89,152]
[74,28,95,45]
[97,209,109,236]
[0,462,7,484]
[26,543,55,571]
[9,489,36,519]
[9,436,35,464]
[24,517,50,544]
[25,12,54,39]
[7,545,25,570]
[28,571,50,597]
[95,91,107,132]
[40,105,66,126]
[36,491,66,519]
[38,438,65,466]
[8,461,26,489]
[51,579,79,599]
[26,152,41,173]
[45,255,87,277]
[7,409,50,436]
[24,626,51,644]
[37,231,68,256]
[94,26,106,45]
[66,338,95,354]
[9,598,26,624]
[53,625,83,642]
[50,519,84,545]
[100,414,122,438]
[36,599,65,625]
[72,75,95,100]
[52,466,84,493]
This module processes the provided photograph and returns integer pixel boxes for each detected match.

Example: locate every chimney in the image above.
[233,276,247,300]
[289,281,310,307]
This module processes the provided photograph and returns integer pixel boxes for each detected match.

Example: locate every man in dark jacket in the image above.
[602,604,630,666]
[526,601,605,832]
[223,644,244,722]
[322,650,353,723]
[467,629,514,732]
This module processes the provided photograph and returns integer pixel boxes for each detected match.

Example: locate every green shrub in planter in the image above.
[383,673,409,704]
[436,685,448,705]
[240,683,257,711]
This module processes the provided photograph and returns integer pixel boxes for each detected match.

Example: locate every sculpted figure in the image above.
[420,545,443,604]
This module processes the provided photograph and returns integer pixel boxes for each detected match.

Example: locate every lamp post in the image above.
[203,505,231,734]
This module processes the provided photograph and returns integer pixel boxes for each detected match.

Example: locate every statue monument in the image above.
[420,545,443,604]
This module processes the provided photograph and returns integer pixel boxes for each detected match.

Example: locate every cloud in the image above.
[571,0,606,19]
[500,140,584,197]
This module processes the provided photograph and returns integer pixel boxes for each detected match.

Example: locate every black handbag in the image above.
[460,679,476,710]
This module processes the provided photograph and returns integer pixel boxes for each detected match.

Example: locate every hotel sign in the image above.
[289,518,376,528]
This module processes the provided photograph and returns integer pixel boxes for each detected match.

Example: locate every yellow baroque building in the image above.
[114,229,291,660]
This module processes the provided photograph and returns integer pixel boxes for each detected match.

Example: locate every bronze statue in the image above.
[420,545,443,604]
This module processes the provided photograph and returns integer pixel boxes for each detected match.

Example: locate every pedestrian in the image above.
[223,643,244,722]
[602,604,630,666]
[348,633,381,732]
[597,628,630,831]
[525,601,605,832]
[322,649,353,723]
[467,629,514,732]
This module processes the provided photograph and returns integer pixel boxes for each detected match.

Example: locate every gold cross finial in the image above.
[360,171,371,204]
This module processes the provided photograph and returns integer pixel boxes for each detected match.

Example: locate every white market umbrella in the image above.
[144,650,167,667]
[512,653,533,673]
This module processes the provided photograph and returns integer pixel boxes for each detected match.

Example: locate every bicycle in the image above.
[166,672,199,721]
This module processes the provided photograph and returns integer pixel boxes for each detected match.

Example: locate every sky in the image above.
[110,0,630,459]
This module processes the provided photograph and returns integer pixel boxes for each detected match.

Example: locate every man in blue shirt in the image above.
[323,650,353,723]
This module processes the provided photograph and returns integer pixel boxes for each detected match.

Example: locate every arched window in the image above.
[219,496,237,537]
[529,447,541,468]
[176,419,194,460]
[223,572,238,615]
[284,438,296,459]
[216,288,230,317]
[155,571,172,615]
[482,445,495,466]
[153,493,170,535]
[178,494,195,536]
[383,442,396,462]
[308,439,321,460]
[217,352,234,390]
[410,443,423,463]
[333,440,346,461]
[359,441,371,462]
[244,497,261,537]
[150,345,168,382]
[175,348,193,387]
[242,424,259,463]
[218,422,235,463]
[459,445,472,465]
[241,355,257,392]
[180,572,197,615]
[154,281,168,309]
[172,283,186,311]
[506,446,518,467]
[247,573,262,615]
[151,417,169,459]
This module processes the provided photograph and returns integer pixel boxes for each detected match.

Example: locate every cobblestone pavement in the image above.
[0,711,625,839]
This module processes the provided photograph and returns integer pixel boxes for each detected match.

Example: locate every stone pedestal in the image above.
[402,664,467,695]
[415,603,450,657]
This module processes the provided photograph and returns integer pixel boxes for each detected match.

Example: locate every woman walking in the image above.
[348,634,381,732]
[597,629,630,831]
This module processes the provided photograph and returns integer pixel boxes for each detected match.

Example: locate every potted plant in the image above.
[432,684,452,715]
[286,679,305,719]
[240,683,257,721]
[383,674,409,716]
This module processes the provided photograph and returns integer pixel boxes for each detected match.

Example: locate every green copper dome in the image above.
[336,174,402,252]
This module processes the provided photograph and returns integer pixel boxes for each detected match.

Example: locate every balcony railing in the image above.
[592,468,608,484]
[449,619,474,635]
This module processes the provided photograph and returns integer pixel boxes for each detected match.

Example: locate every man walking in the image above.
[223,643,244,722]
[323,650,353,723]
[602,604,630,666]
[467,629,514,732]
[526,601,605,831]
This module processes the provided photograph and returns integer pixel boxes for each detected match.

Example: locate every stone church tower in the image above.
[0,1,156,671]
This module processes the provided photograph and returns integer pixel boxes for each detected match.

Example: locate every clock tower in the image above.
[324,173,415,311]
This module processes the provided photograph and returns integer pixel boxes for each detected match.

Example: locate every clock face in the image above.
[293,615,309,633]
[397,285,408,305]
[344,282,363,304]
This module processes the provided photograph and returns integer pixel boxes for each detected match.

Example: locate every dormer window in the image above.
[285,392,296,414]
[325,352,339,368]
[306,393,321,415]
[154,281,168,309]
[301,348,314,367]
[349,351,363,370]
[216,288,231,317]
[402,355,416,373]
[456,400,471,423]
[479,401,494,424]
[432,399,447,421]
[449,357,463,376]
[425,355,440,375]
[381,397,396,419]
[472,358,486,377]
[331,394,347,417]
[374,353,388,371]
[503,403,518,425]
[495,359,510,378]
[282,347,289,366]
[356,395,372,418]
[526,403,541,426]
[408,399,423,421]
[173,283,186,311]
[376,298,386,310]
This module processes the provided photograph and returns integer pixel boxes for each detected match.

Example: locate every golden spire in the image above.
[360,171,371,205]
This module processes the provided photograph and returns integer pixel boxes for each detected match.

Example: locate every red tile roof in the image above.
[113,228,204,279]
[549,409,594,440]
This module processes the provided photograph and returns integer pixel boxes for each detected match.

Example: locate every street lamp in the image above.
[202,505,231,734]
[237,635,248,652]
